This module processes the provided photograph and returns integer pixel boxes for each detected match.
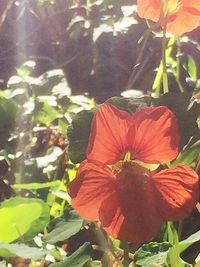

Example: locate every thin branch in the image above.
[0,0,15,31]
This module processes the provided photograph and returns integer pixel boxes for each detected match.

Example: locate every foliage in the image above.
[0,0,199,267]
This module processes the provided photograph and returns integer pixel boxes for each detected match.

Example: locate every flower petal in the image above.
[167,6,200,35]
[99,171,165,243]
[182,0,200,10]
[127,106,180,164]
[137,0,200,35]
[137,0,160,22]
[87,103,133,164]
[68,160,165,243]
[152,165,199,221]
[68,160,116,221]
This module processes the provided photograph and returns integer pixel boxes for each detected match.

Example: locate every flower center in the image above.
[112,151,156,191]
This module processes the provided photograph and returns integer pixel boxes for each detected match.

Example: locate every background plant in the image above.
[0,0,199,266]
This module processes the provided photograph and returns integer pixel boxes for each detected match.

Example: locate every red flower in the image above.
[68,103,199,243]
[137,0,200,35]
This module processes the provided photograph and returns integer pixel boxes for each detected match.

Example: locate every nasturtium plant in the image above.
[0,0,199,266]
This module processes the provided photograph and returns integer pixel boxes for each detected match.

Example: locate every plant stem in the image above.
[176,38,184,93]
[162,20,169,94]
[94,223,122,266]
[122,241,129,267]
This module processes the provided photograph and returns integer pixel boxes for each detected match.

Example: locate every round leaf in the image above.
[0,197,50,243]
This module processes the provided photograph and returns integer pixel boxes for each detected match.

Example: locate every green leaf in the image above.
[49,242,93,267]
[165,222,179,246]
[0,96,18,130]
[187,55,197,80]
[153,92,199,148]
[0,242,45,260]
[32,69,69,96]
[7,75,24,89]
[58,118,69,135]
[134,242,172,266]
[67,109,95,163]
[36,147,63,168]
[167,229,200,267]
[171,139,200,167]
[12,180,61,190]
[107,96,150,113]
[44,211,83,244]
[51,190,71,201]
[178,230,200,252]
[19,158,44,183]
[0,197,50,243]
[34,100,59,126]
[16,61,36,77]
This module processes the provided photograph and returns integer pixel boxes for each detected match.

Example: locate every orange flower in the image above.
[68,103,199,243]
[137,0,200,35]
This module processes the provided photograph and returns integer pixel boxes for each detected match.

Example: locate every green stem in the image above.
[122,242,129,267]
[176,38,184,93]
[162,20,169,94]
[86,0,91,17]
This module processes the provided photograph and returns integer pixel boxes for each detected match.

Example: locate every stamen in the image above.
[124,151,131,161]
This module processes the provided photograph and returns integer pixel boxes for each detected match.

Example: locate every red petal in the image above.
[167,7,200,35]
[68,160,116,221]
[137,0,200,35]
[182,0,200,9]
[87,103,133,164]
[68,159,165,243]
[152,165,199,221]
[69,161,198,243]
[137,0,160,22]
[99,171,165,243]
[127,106,179,164]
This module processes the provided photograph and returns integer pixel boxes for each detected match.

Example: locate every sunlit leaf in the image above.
[178,230,200,252]
[187,55,197,80]
[36,147,63,168]
[32,69,68,96]
[34,99,59,126]
[16,61,36,77]
[51,190,71,201]
[170,139,200,167]
[0,197,50,243]
[168,229,200,267]
[12,180,61,190]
